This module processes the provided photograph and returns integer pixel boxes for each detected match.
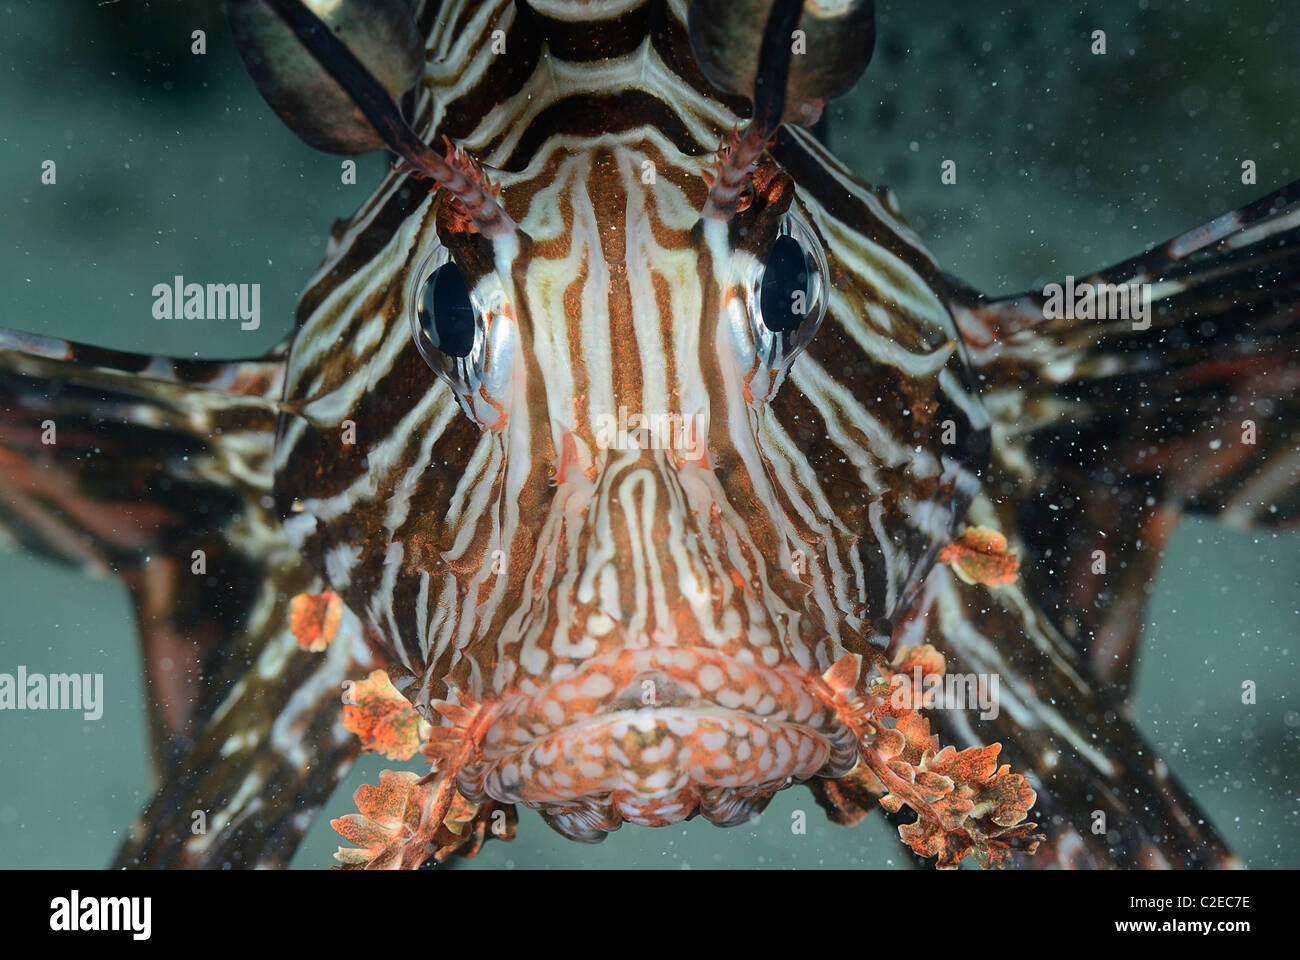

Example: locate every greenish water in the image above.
[0,0,1296,869]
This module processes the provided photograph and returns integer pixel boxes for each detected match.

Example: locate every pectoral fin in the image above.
[949,179,1300,692]
[0,328,292,765]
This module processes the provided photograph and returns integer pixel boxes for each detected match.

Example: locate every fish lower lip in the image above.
[457,647,861,835]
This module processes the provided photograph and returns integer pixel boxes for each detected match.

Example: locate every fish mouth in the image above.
[458,647,860,841]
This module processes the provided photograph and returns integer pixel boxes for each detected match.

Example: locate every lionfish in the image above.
[2,0,1295,870]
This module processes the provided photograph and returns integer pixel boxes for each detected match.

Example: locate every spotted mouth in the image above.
[458,647,861,841]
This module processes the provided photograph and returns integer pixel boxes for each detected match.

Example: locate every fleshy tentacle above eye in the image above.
[233,0,520,239]
[695,0,876,222]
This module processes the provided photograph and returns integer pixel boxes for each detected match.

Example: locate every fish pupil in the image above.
[759,233,811,333]
[418,262,477,359]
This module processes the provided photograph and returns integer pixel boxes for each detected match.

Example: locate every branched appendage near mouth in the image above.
[329,677,519,868]
[301,591,1041,870]
[818,647,1042,869]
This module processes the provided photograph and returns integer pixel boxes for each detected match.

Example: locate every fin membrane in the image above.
[899,540,1236,869]
[950,180,1300,691]
[0,329,365,867]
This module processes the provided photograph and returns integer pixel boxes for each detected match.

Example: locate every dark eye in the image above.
[416,262,477,359]
[759,234,811,333]
[751,214,828,366]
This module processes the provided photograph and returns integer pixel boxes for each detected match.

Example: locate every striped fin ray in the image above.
[113,572,368,868]
[950,179,1300,692]
[891,520,1236,869]
[0,328,300,763]
[0,325,377,867]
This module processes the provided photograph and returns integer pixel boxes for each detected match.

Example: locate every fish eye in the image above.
[759,234,811,333]
[406,246,513,426]
[752,212,828,363]
[415,260,477,360]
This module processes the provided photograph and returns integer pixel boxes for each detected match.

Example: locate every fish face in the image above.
[273,128,989,838]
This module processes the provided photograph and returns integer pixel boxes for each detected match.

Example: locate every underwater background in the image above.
[0,0,1296,869]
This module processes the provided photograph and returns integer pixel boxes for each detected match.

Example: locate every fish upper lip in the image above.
[458,646,861,807]
[480,646,844,751]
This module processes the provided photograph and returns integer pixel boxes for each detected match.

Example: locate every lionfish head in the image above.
[270,0,987,841]
[393,129,890,837]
